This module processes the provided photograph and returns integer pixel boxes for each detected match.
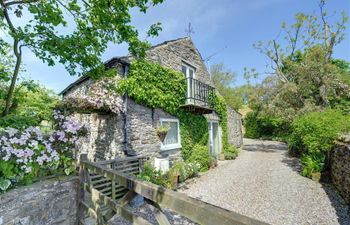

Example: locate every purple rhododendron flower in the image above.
[0,110,87,174]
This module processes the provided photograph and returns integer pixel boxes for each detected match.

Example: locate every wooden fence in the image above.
[78,154,270,225]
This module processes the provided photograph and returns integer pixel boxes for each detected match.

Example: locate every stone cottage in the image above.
[60,37,243,161]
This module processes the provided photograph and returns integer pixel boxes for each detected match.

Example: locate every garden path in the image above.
[179,138,350,225]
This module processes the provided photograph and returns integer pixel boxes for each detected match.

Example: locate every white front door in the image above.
[209,121,220,158]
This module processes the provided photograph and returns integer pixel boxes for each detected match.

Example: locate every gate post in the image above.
[78,154,88,224]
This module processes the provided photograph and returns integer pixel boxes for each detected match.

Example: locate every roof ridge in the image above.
[149,36,190,49]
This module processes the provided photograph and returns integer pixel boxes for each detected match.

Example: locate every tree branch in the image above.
[1,1,17,35]
[272,40,289,83]
[3,0,39,7]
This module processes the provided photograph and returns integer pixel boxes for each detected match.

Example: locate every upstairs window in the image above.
[182,65,195,79]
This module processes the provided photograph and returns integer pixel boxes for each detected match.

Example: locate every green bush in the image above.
[289,109,350,155]
[137,163,164,185]
[224,145,239,160]
[187,144,213,172]
[244,111,290,140]
[0,81,59,129]
[137,161,200,189]
[300,154,325,178]
[289,109,350,177]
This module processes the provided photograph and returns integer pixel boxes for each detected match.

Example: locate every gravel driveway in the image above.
[179,138,350,225]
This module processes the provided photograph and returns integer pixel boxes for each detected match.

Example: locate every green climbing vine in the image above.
[117,60,237,170]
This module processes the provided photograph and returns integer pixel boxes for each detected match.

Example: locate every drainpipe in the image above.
[123,64,131,156]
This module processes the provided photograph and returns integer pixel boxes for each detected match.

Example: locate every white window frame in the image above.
[159,118,181,151]
[182,64,196,101]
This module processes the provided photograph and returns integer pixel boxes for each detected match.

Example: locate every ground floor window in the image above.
[160,118,181,151]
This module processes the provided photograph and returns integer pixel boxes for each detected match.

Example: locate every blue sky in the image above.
[15,0,350,93]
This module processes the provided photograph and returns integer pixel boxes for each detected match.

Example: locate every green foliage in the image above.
[224,145,239,160]
[0,80,59,129]
[289,109,350,177]
[0,0,164,77]
[137,163,175,189]
[187,144,213,172]
[137,160,200,189]
[118,60,186,114]
[211,63,243,110]
[300,154,325,178]
[289,109,350,155]
[178,113,208,161]
[248,2,349,134]
[244,111,290,140]
[170,161,200,183]
[214,95,239,159]
[137,163,164,186]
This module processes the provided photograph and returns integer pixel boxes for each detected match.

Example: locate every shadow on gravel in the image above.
[281,153,350,225]
[280,153,302,173]
[321,183,350,225]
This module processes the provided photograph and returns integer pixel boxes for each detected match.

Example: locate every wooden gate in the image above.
[78,154,270,225]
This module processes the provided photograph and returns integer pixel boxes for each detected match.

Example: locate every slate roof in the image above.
[59,37,194,95]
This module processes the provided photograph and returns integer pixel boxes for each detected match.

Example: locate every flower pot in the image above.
[172,175,179,189]
[219,153,225,161]
[311,172,321,182]
[157,131,168,143]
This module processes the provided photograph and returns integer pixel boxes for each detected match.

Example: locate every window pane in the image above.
[189,68,194,78]
[163,121,178,145]
[182,66,187,75]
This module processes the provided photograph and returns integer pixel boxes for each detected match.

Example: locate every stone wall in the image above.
[69,98,180,161]
[330,143,350,205]
[227,107,243,148]
[127,98,180,157]
[0,176,79,225]
[146,37,214,87]
[71,113,125,161]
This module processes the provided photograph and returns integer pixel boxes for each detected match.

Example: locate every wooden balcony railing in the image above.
[181,77,215,114]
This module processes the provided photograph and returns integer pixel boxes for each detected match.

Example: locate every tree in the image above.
[245,1,350,140]
[210,63,243,110]
[0,0,164,116]
[0,79,59,129]
[253,0,348,107]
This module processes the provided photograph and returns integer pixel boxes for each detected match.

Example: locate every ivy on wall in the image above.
[117,60,186,114]
[117,60,237,169]
[214,95,239,159]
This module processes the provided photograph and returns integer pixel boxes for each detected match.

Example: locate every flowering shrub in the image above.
[137,160,201,190]
[171,161,200,183]
[187,144,214,172]
[0,110,88,192]
[62,77,124,114]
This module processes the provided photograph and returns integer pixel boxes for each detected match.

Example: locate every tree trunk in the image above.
[2,41,22,117]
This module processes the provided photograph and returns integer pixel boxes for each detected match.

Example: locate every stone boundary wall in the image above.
[227,107,243,148]
[330,143,350,205]
[0,176,79,225]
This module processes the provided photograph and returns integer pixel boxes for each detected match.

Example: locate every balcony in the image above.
[180,77,215,114]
